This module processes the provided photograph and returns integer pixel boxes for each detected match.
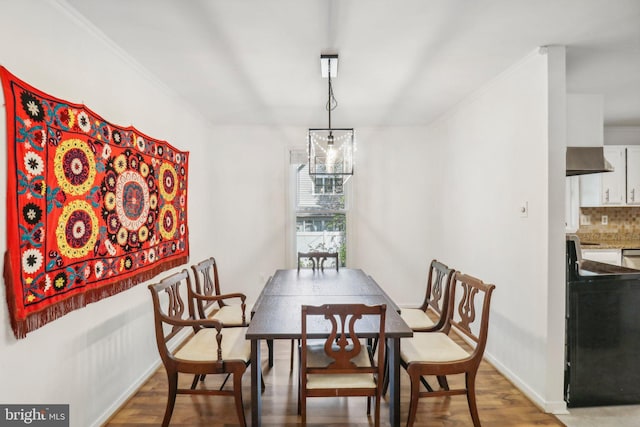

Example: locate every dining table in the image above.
[245,268,413,426]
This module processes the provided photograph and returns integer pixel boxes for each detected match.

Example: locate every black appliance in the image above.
[565,235,640,407]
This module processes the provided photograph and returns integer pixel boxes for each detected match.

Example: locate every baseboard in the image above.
[484,352,569,415]
[89,358,162,427]
[88,329,190,427]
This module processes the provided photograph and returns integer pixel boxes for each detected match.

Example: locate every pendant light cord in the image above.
[326,60,338,131]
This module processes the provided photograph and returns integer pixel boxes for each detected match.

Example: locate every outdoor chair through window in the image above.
[297,251,339,272]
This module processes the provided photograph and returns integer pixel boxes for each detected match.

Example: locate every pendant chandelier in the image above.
[308,54,354,180]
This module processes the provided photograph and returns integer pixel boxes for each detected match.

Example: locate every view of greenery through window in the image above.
[295,164,347,267]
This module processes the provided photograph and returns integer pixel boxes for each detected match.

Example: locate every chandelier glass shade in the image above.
[308,54,354,180]
[308,128,354,176]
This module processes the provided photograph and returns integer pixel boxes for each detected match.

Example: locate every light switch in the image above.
[602,215,608,225]
[519,201,528,218]
[580,214,591,225]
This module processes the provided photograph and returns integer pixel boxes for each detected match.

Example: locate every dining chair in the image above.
[384,260,455,393]
[400,272,496,427]
[400,259,455,332]
[297,251,339,272]
[191,257,275,368]
[148,269,251,427]
[298,303,386,427]
[190,257,249,326]
[291,251,340,370]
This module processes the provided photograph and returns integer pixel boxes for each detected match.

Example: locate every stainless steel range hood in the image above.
[566,147,614,176]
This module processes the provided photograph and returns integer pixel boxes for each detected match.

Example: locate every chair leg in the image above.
[233,372,247,427]
[267,339,274,368]
[419,375,434,392]
[466,371,481,427]
[437,375,449,391]
[297,344,302,415]
[300,386,306,422]
[367,396,371,415]
[382,351,389,395]
[162,371,178,427]
[406,373,420,427]
[374,394,381,427]
[219,373,231,390]
[297,379,301,415]
[190,374,200,389]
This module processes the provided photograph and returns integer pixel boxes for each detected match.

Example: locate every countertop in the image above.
[576,232,640,250]
[578,259,640,275]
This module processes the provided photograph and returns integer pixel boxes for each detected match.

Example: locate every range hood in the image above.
[566,147,614,176]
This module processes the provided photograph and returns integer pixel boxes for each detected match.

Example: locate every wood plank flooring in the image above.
[105,337,565,426]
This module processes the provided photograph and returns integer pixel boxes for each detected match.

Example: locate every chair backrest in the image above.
[446,272,496,363]
[419,259,455,329]
[297,251,339,272]
[301,303,386,375]
[191,257,223,317]
[148,269,208,365]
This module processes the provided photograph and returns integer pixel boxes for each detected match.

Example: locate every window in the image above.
[291,160,347,267]
[313,176,344,195]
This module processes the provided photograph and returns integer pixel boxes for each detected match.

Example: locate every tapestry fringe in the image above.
[7,256,188,340]
[4,250,23,338]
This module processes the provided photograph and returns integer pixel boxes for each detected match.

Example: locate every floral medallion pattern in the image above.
[1,67,190,338]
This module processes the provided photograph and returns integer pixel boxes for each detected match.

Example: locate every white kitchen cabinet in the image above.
[582,248,622,266]
[626,146,640,205]
[601,146,626,205]
[580,146,626,206]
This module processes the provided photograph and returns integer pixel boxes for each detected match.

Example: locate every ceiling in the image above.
[64,0,640,128]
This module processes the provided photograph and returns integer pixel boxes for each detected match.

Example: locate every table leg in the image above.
[388,337,401,427]
[251,338,262,427]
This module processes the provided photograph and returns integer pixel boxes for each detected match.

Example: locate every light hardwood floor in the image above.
[105,337,565,426]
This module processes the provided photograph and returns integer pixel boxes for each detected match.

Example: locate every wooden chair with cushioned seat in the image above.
[297,251,339,272]
[190,257,249,326]
[382,260,455,395]
[400,259,455,332]
[148,269,251,427]
[291,251,340,370]
[298,303,386,427]
[191,257,275,368]
[400,272,496,427]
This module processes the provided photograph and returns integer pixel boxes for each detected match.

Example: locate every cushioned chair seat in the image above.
[175,327,251,362]
[307,372,376,389]
[401,332,469,364]
[209,303,253,326]
[400,308,436,330]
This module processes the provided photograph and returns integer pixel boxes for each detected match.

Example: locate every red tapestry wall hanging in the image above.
[1,66,189,339]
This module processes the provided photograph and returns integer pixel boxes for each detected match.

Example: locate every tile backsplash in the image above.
[579,207,640,234]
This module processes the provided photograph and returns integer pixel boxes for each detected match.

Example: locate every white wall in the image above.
[605,126,640,145]
[352,48,567,413]
[351,126,443,301]
[431,48,566,412]
[202,125,296,301]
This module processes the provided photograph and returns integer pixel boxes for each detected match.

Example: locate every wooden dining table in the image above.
[246,268,413,426]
